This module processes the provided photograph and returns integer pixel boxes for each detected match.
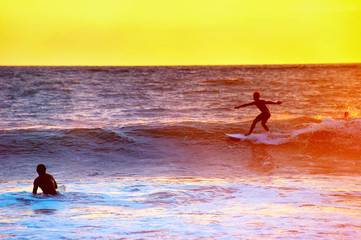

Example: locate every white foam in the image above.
[1,176,361,239]
[245,132,290,145]
[236,118,361,145]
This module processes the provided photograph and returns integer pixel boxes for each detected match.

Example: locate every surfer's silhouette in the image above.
[33,164,58,195]
[235,91,282,136]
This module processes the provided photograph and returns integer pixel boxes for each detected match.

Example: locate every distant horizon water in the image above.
[1,62,361,67]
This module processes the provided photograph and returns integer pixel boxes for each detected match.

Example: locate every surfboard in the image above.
[58,185,66,192]
[226,134,248,140]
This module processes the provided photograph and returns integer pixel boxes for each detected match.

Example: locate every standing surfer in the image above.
[235,91,282,136]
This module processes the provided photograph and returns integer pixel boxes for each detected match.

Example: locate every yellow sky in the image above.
[1,0,360,66]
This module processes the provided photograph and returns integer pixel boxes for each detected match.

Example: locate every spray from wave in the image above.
[238,117,361,148]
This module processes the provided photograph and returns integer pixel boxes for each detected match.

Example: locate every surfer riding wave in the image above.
[235,91,282,136]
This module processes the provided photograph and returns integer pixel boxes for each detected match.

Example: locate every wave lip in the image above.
[229,117,361,146]
[2,117,361,151]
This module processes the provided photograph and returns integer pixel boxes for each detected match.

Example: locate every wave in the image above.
[2,117,361,181]
[1,117,361,159]
[232,117,361,146]
[0,127,136,158]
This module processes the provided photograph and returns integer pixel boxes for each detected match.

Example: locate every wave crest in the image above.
[2,117,361,160]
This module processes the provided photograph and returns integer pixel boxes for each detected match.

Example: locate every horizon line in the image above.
[1,62,361,67]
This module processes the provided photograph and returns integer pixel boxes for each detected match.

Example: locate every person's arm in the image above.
[33,182,38,195]
[264,100,282,105]
[51,175,58,189]
[235,102,254,109]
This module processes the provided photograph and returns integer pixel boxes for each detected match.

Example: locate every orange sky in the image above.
[1,0,360,66]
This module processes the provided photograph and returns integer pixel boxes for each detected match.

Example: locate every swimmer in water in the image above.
[235,91,282,136]
[33,164,58,195]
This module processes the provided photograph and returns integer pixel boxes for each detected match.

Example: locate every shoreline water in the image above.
[2,174,361,239]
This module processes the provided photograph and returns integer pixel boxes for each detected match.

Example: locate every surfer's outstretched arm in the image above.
[235,102,254,109]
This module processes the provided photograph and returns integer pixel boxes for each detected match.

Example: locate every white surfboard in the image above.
[227,132,290,145]
[226,134,248,140]
[58,185,66,192]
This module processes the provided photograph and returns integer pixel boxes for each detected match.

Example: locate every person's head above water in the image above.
[36,164,46,175]
[253,91,260,101]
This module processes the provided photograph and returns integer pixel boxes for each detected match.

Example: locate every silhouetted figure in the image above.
[235,91,282,136]
[33,164,58,195]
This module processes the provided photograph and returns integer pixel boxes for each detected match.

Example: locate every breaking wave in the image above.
[1,117,361,158]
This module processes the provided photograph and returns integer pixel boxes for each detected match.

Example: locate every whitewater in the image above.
[1,64,361,239]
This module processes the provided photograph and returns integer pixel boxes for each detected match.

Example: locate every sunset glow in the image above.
[1,0,360,66]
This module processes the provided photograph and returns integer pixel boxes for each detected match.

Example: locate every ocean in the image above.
[1,64,361,239]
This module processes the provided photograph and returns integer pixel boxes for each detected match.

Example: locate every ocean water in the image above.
[1,64,361,239]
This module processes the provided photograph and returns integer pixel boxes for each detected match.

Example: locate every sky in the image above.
[1,0,360,66]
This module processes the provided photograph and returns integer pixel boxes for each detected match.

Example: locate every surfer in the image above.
[235,91,282,136]
[33,164,58,195]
